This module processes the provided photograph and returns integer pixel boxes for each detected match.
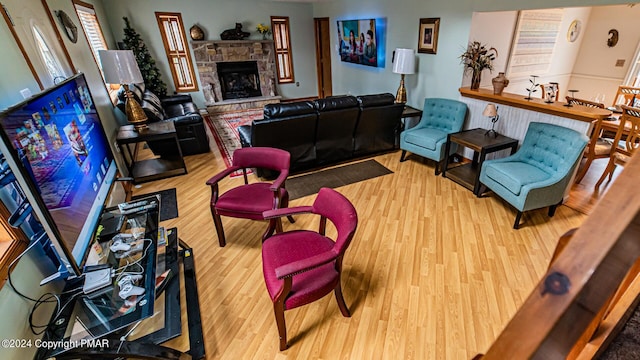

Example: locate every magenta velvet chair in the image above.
[206,147,293,247]
[261,187,358,350]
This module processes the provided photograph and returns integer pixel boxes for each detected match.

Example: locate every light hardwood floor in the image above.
[132,146,590,359]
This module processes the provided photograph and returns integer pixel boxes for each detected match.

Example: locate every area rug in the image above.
[287,160,393,200]
[204,109,263,176]
[132,188,178,221]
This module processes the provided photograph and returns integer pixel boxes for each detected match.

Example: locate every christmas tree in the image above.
[122,17,167,97]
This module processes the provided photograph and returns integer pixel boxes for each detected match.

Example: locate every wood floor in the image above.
[131,145,592,359]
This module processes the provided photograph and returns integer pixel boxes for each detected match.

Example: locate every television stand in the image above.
[35,202,204,359]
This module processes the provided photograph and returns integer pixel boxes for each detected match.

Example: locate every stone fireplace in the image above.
[192,40,281,113]
[217,61,261,100]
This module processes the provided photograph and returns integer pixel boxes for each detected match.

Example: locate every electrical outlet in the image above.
[20,88,32,99]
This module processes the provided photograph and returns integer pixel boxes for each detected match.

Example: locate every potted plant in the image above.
[460,41,498,90]
[256,23,271,40]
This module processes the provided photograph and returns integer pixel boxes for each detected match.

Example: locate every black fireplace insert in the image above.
[217,61,262,100]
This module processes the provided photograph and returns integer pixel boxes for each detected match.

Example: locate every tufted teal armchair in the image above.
[400,98,468,174]
[479,122,588,229]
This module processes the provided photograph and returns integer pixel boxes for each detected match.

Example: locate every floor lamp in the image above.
[392,48,416,104]
[99,50,148,131]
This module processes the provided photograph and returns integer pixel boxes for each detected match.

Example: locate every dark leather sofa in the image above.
[116,86,209,157]
[238,93,404,173]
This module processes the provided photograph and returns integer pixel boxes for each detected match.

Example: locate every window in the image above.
[155,12,198,92]
[271,16,294,83]
[73,1,119,103]
[73,1,107,72]
[31,25,65,83]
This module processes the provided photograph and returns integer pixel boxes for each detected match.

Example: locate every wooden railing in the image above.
[476,152,640,359]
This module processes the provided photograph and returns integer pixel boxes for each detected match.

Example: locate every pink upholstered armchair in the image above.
[206,147,293,247]
[261,187,358,350]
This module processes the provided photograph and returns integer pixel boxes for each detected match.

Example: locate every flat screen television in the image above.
[0,73,116,274]
[337,18,387,68]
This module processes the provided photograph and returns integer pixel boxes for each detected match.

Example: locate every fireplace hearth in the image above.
[218,61,262,100]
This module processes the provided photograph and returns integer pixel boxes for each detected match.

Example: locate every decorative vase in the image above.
[262,33,268,40]
[492,72,509,95]
[470,69,482,90]
[190,25,204,41]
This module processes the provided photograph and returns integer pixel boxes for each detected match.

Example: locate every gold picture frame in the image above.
[418,18,440,54]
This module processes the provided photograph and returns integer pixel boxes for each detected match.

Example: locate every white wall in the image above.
[468,7,591,100]
[568,4,640,103]
[101,0,318,106]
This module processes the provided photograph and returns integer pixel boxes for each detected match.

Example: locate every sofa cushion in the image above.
[314,95,358,112]
[357,93,395,107]
[403,127,447,151]
[141,91,166,122]
[264,101,316,119]
[483,161,550,196]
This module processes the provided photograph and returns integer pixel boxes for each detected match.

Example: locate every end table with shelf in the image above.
[442,128,518,196]
[116,122,188,184]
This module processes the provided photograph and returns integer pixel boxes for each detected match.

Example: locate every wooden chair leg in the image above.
[435,160,442,175]
[275,218,283,233]
[574,156,594,184]
[286,215,295,224]
[513,211,523,230]
[334,282,351,318]
[211,208,226,247]
[400,150,407,162]
[595,160,617,189]
[273,302,288,351]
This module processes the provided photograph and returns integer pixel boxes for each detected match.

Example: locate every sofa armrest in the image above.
[170,114,203,126]
[238,125,252,148]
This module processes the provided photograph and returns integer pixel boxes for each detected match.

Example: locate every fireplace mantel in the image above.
[192,40,278,107]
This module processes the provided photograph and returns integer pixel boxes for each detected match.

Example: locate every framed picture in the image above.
[418,18,440,54]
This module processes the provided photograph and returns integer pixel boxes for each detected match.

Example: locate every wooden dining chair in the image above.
[540,83,559,101]
[565,96,613,183]
[612,85,640,107]
[595,105,640,189]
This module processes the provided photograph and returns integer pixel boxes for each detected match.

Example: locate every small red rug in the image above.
[204,108,263,176]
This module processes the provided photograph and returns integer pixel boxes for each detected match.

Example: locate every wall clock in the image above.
[567,20,581,43]
[56,10,78,43]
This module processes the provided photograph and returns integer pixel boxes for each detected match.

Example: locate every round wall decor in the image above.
[56,10,78,43]
[567,19,581,43]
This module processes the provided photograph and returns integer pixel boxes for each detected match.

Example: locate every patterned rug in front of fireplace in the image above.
[204,108,263,177]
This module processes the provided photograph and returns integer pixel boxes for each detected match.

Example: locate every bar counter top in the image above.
[459,87,612,123]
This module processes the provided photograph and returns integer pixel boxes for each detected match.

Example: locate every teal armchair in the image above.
[400,98,468,174]
[479,122,588,229]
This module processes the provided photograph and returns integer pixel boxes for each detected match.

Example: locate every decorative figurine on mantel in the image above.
[220,23,250,40]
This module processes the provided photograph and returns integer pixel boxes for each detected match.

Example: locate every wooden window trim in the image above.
[155,12,198,93]
[0,200,30,288]
[271,16,294,84]
[72,0,117,105]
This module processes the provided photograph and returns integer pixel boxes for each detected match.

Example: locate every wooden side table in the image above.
[117,122,187,184]
[442,128,518,196]
[400,105,423,131]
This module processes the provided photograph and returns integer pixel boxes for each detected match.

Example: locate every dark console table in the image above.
[442,128,518,196]
[117,122,188,184]
[35,198,204,359]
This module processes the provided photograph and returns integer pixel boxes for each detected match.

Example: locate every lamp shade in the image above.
[392,48,416,75]
[483,103,498,117]
[99,50,143,84]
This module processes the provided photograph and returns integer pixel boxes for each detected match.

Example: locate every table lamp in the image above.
[392,48,416,104]
[483,103,500,138]
[99,50,148,131]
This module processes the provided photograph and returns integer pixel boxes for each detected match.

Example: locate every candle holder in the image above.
[525,75,539,100]
[565,89,579,107]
